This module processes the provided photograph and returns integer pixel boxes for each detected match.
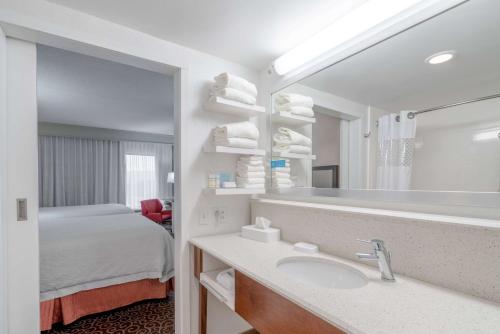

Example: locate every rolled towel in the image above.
[276,105,314,118]
[237,171,265,178]
[214,137,258,149]
[289,145,311,154]
[275,93,313,108]
[211,87,256,105]
[214,73,257,97]
[273,127,311,147]
[236,176,265,185]
[237,164,264,172]
[216,268,235,292]
[214,121,259,140]
[273,144,289,152]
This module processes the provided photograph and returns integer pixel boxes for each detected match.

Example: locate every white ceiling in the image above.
[37,45,174,135]
[300,0,500,113]
[47,0,368,69]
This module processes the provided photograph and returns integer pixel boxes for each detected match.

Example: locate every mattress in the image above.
[39,213,174,301]
[39,203,133,222]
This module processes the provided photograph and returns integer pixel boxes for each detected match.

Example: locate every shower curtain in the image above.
[376,111,417,190]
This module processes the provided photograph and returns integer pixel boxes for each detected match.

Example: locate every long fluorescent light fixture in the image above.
[474,129,500,142]
[273,0,432,75]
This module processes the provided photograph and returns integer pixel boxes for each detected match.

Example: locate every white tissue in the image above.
[255,216,271,230]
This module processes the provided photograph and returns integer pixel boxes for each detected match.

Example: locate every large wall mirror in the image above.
[270,0,500,197]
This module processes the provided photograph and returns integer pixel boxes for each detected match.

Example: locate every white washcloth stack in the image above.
[210,72,258,105]
[273,127,312,154]
[236,156,265,188]
[271,159,294,189]
[213,121,259,148]
[275,93,314,119]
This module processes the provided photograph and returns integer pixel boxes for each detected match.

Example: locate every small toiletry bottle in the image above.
[208,174,218,188]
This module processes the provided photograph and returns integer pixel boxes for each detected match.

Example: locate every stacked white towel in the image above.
[214,121,259,148]
[236,156,265,188]
[271,159,294,189]
[273,127,312,154]
[275,93,314,118]
[210,72,258,105]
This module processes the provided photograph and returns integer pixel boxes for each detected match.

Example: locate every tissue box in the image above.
[241,225,280,243]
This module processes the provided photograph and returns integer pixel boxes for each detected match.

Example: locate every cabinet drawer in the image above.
[235,271,345,334]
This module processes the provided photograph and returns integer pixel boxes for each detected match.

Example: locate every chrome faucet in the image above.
[356,239,395,282]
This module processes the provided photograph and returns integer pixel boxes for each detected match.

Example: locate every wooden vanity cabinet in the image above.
[193,246,345,334]
[235,271,345,334]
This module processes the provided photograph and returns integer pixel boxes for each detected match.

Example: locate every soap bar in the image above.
[294,242,319,254]
[241,225,280,243]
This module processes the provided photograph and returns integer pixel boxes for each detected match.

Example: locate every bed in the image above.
[39,207,175,330]
[39,203,134,222]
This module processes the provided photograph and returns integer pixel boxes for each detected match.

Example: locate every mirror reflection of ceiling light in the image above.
[473,129,500,142]
[272,0,458,76]
[425,51,455,64]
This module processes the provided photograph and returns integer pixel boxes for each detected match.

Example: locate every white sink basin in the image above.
[277,256,368,289]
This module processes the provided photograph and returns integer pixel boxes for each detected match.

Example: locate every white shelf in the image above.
[272,111,316,126]
[204,188,265,195]
[204,145,265,156]
[273,152,316,160]
[200,270,235,311]
[205,96,265,117]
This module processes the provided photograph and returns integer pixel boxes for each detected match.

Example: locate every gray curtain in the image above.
[38,136,173,208]
[38,136,123,207]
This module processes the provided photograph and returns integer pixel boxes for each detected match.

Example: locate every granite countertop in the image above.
[191,233,500,334]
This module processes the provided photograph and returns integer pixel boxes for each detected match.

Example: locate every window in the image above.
[125,154,157,209]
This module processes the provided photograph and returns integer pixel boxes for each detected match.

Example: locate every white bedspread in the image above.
[39,204,133,222]
[39,213,174,301]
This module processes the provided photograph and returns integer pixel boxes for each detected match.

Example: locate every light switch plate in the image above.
[199,208,210,225]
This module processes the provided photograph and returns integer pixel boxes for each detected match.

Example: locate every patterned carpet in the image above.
[46,297,174,334]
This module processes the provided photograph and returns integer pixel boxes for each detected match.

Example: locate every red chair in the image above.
[140,199,172,224]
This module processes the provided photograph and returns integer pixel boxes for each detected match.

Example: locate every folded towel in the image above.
[237,171,265,178]
[214,121,259,140]
[216,268,235,292]
[271,171,290,178]
[214,73,257,97]
[211,87,256,105]
[272,167,290,173]
[237,161,263,168]
[273,144,290,152]
[272,177,293,185]
[289,145,311,154]
[273,183,293,189]
[273,127,311,147]
[237,164,264,172]
[237,184,265,189]
[215,137,258,149]
[236,176,265,184]
[239,156,263,162]
[276,105,315,118]
[275,93,313,108]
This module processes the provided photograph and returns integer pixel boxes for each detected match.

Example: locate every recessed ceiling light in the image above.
[425,51,455,65]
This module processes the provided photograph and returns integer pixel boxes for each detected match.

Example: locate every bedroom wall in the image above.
[38,122,174,144]
[0,1,258,333]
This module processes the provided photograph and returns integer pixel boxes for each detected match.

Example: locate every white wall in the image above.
[0,1,260,334]
[412,99,500,192]
[5,38,39,334]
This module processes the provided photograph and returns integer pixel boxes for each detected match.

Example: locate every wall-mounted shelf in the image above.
[204,188,265,195]
[204,145,265,156]
[273,152,316,160]
[272,111,316,126]
[205,96,265,117]
[200,269,235,311]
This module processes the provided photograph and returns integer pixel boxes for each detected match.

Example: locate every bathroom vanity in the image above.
[191,233,500,334]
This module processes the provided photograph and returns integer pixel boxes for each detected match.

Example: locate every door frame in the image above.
[0,22,189,334]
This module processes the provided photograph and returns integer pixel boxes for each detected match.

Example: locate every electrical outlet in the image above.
[213,207,227,225]
[199,208,210,225]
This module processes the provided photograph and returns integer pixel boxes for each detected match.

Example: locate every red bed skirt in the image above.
[40,278,174,331]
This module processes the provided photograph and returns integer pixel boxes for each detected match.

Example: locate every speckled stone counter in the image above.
[191,233,500,334]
